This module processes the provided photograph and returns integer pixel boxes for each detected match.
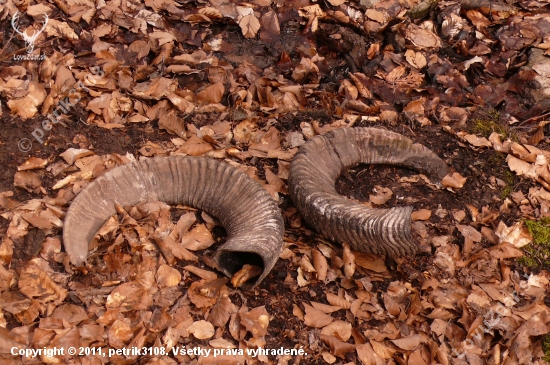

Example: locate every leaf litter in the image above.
[2,0,550,363]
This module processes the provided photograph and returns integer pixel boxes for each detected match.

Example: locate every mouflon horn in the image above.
[63,156,284,288]
[288,127,449,257]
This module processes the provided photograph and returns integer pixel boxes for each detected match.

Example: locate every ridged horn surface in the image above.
[63,156,284,288]
[288,127,449,257]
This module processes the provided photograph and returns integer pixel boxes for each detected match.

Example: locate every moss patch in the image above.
[517,218,550,269]
[470,108,517,141]
[543,334,550,363]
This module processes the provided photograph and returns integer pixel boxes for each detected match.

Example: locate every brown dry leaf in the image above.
[349,73,374,99]
[369,186,392,205]
[60,148,94,165]
[321,321,352,341]
[365,9,386,23]
[406,23,441,49]
[495,221,532,248]
[342,243,355,279]
[17,157,48,171]
[231,264,262,288]
[442,172,467,189]
[188,280,218,308]
[303,303,334,327]
[178,135,214,156]
[14,171,42,193]
[184,265,218,281]
[411,209,431,221]
[156,264,181,288]
[7,81,46,119]
[405,49,427,69]
[390,334,423,351]
[489,242,524,259]
[261,9,280,37]
[319,334,355,358]
[356,343,385,365]
[506,154,533,177]
[50,303,88,324]
[463,134,492,148]
[240,306,270,337]
[159,113,187,138]
[312,249,328,281]
[132,77,176,100]
[236,7,260,39]
[326,293,351,310]
[187,320,215,340]
[197,81,225,104]
[370,340,395,359]
[354,252,387,273]
[181,224,215,250]
[327,0,347,5]
[209,293,236,327]
[18,265,67,304]
[106,282,152,311]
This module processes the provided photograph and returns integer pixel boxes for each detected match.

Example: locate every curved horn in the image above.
[288,127,449,257]
[63,156,284,288]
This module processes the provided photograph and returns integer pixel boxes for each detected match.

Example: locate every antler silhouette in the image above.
[11,12,49,53]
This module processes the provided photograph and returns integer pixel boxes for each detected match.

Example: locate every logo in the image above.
[11,12,48,54]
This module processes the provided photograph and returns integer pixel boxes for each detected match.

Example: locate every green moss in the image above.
[543,334,550,363]
[500,170,515,199]
[517,218,550,269]
[470,108,518,141]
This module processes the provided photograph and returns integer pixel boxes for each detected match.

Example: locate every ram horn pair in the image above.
[63,128,449,287]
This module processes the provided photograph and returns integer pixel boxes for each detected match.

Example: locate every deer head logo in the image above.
[11,12,48,54]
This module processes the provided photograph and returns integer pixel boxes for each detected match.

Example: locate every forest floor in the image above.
[1,0,550,364]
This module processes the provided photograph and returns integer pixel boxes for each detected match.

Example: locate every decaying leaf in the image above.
[442,172,467,189]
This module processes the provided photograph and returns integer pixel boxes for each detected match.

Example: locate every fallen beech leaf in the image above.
[14,171,42,193]
[442,172,467,189]
[326,293,351,310]
[184,265,218,281]
[178,135,214,156]
[230,264,262,288]
[17,157,47,171]
[237,7,260,39]
[18,265,67,304]
[506,154,539,179]
[390,334,422,351]
[489,242,524,259]
[181,224,215,250]
[50,303,88,324]
[463,134,492,148]
[187,320,215,339]
[209,293,236,327]
[495,221,532,248]
[7,81,46,119]
[370,340,396,359]
[369,186,392,205]
[240,306,270,337]
[319,334,355,358]
[342,243,355,279]
[411,209,431,221]
[60,148,94,165]
[106,282,151,311]
[197,81,224,104]
[156,264,181,288]
[457,225,482,242]
[303,303,334,327]
[312,249,328,281]
[321,321,352,341]
[188,280,219,308]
